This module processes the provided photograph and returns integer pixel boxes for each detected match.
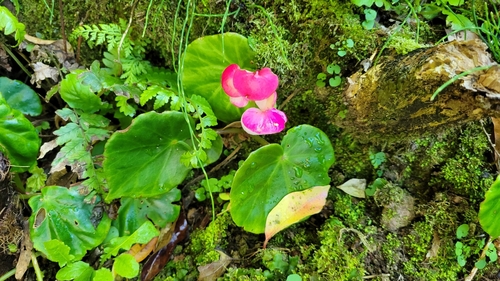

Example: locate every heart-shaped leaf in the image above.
[0,96,40,172]
[264,185,330,247]
[479,176,500,237]
[28,186,111,261]
[329,76,342,87]
[0,77,42,116]
[230,125,334,233]
[114,188,181,236]
[182,33,256,122]
[104,111,193,202]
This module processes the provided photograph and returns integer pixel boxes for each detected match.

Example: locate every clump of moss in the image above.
[298,217,367,280]
[429,122,494,200]
[188,211,231,265]
[386,26,429,55]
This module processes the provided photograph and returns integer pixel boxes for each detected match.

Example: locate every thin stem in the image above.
[12,173,25,194]
[430,65,492,101]
[31,252,44,281]
[0,269,15,281]
[1,42,31,76]
[117,0,138,62]
[142,0,154,37]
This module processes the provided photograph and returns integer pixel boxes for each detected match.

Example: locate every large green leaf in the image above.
[104,111,193,202]
[230,125,335,233]
[114,188,181,236]
[0,77,42,116]
[0,6,25,45]
[479,176,500,237]
[60,71,102,113]
[0,95,40,172]
[182,33,256,123]
[28,186,111,261]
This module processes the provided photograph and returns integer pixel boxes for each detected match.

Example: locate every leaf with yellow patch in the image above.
[264,185,330,248]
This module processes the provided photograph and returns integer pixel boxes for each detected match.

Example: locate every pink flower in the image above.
[221,64,279,107]
[221,64,287,135]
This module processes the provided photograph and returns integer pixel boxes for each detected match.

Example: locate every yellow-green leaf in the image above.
[264,185,330,248]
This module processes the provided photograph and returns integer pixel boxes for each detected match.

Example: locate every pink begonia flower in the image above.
[241,107,288,135]
[241,92,287,135]
[221,64,279,107]
[221,64,287,135]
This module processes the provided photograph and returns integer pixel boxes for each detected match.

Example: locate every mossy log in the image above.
[339,39,500,138]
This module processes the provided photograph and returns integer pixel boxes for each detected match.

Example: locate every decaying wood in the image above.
[339,39,500,138]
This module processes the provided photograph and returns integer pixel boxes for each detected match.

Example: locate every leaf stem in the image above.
[31,252,44,281]
[0,269,15,281]
[430,65,492,101]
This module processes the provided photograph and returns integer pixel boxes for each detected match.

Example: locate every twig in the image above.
[465,236,493,281]
[278,88,300,110]
[184,145,242,188]
[118,0,139,62]
[363,274,391,279]
[57,0,67,53]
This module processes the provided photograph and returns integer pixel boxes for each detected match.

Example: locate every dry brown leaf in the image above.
[127,236,158,262]
[15,221,33,280]
[38,139,58,159]
[491,117,500,163]
[30,62,59,88]
[0,46,11,72]
[337,178,366,198]
[197,251,232,281]
[426,231,441,260]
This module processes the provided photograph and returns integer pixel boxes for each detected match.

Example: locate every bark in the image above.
[339,39,500,139]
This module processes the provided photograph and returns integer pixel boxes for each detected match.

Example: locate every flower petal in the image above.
[233,67,279,101]
[241,108,287,135]
[255,92,277,111]
[221,64,242,98]
[229,96,249,108]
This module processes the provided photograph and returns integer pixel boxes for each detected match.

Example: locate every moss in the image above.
[382,233,401,266]
[187,211,231,265]
[298,217,367,281]
[332,191,368,228]
[386,26,429,55]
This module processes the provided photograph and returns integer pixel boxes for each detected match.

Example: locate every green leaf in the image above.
[0,77,42,116]
[351,0,374,6]
[0,96,40,172]
[60,71,102,113]
[102,220,159,261]
[29,186,111,261]
[56,261,94,281]
[230,125,335,233]
[113,253,139,278]
[182,33,256,122]
[26,165,47,192]
[479,176,500,237]
[345,39,354,48]
[329,76,342,87]
[104,111,195,201]
[442,11,474,31]
[364,9,377,21]
[114,188,181,236]
[475,258,487,269]
[93,268,113,281]
[337,50,347,57]
[44,239,75,267]
[456,224,469,239]
[327,64,341,75]
[0,6,25,45]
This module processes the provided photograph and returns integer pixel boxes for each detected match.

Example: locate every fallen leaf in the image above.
[264,185,330,248]
[336,178,366,198]
[127,236,158,263]
[426,231,441,260]
[197,250,232,281]
[38,139,58,159]
[30,62,59,88]
[15,221,33,280]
